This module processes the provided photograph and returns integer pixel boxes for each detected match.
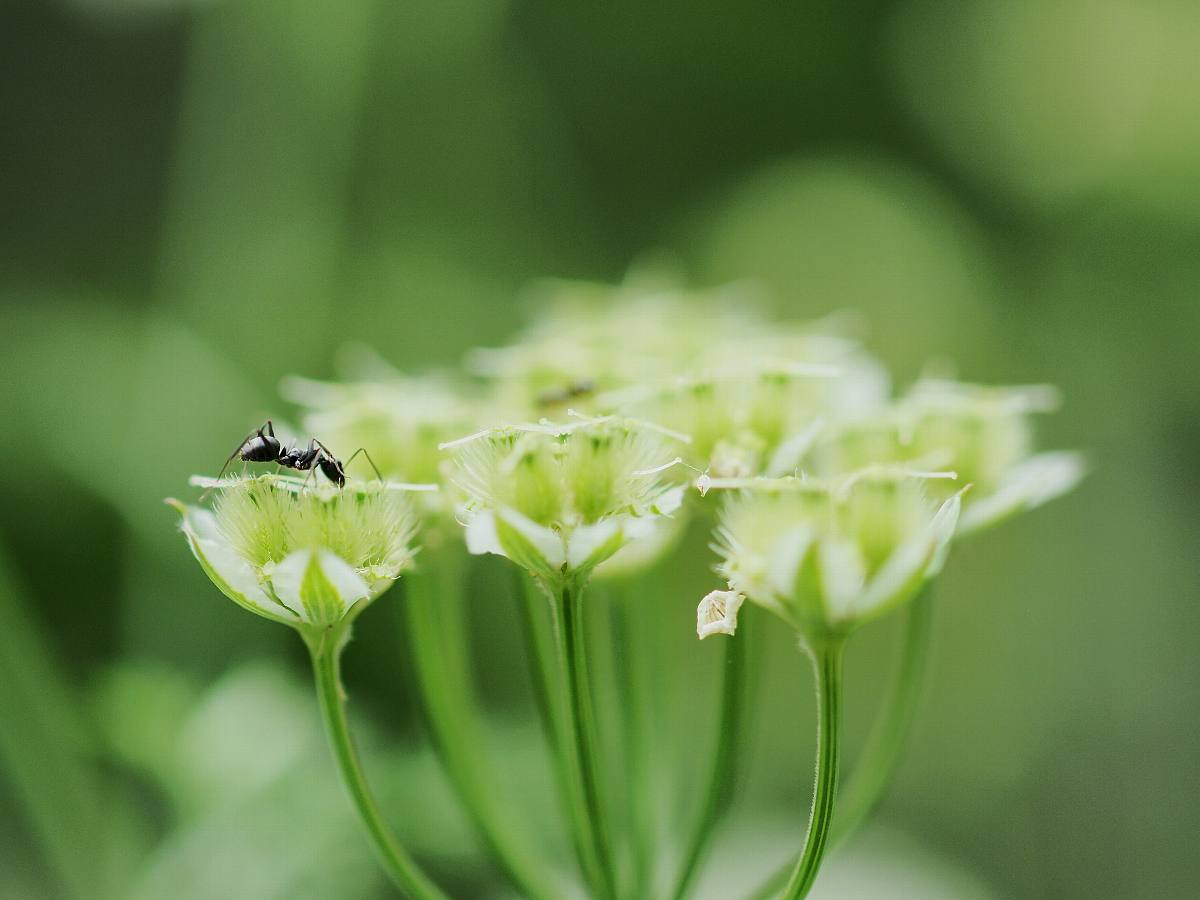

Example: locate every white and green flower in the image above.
[706,469,962,638]
[442,417,687,584]
[813,379,1084,536]
[169,474,423,632]
[282,370,480,491]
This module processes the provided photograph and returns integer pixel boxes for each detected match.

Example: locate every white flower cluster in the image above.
[174,270,1082,637]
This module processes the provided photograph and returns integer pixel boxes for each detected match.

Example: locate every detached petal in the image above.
[271,549,369,627]
[169,501,299,626]
[697,590,745,639]
[959,451,1085,536]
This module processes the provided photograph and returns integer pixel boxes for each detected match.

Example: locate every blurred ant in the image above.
[215,420,380,488]
[536,378,596,408]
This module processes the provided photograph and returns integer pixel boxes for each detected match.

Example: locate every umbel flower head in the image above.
[443,417,687,584]
[281,371,478,489]
[813,379,1084,536]
[169,474,421,632]
[705,469,962,640]
[589,317,889,481]
[466,273,768,417]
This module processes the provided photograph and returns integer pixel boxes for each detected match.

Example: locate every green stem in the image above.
[549,578,618,899]
[307,629,448,900]
[403,545,556,900]
[670,619,750,900]
[831,588,932,846]
[780,637,844,900]
[747,592,932,900]
[517,571,563,761]
[613,593,655,898]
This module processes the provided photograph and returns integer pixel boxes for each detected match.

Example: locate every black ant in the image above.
[536,378,596,408]
[215,420,380,489]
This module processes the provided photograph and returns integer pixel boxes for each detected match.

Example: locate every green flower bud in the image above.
[169,474,421,633]
[709,469,962,639]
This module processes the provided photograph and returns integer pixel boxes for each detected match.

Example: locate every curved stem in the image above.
[780,637,844,900]
[831,588,931,846]
[670,618,750,900]
[747,591,933,900]
[403,546,556,900]
[549,578,618,900]
[307,629,448,900]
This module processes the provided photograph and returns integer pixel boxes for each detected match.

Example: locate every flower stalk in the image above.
[781,636,844,900]
[402,540,556,900]
[306,626,448,900]
[548,577,618,900]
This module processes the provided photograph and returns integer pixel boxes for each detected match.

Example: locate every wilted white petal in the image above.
[959,451,1085,536]
[697,590,745,639]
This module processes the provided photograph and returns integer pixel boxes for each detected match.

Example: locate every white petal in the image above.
[567,519,624,571]
[959,451,1085,536]
[594,515,684,579]
[816,539,866,624]
[858,531,937,622]
[766,526,815,599]
[480,507,567,578]
[464,510,505,557]
[697,590,745,639]
[650,485,684,516]
[270,550,369,626]
[926,490,964,575]
[764,420,823,477]
[172,502,298,625]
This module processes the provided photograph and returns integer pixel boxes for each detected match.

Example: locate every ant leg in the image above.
[343,447,384,482]
[215,420,273,483]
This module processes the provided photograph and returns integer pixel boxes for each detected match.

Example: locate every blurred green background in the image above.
[2,1,1198,897]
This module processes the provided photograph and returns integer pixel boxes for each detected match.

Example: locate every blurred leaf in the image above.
[90,661,199,789]
[0,545,127,897]
[889,0,1200,214]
